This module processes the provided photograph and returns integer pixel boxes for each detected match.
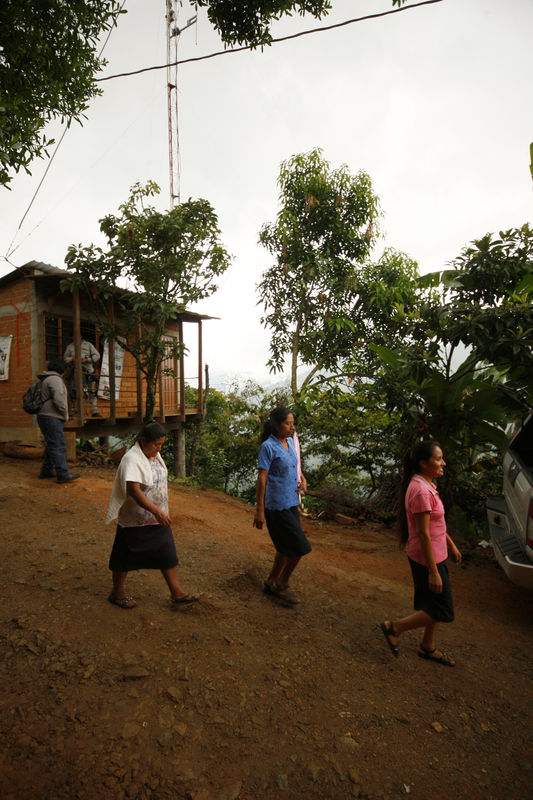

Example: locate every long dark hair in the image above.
[397,440,440,546]
[260,406,292,443]
[136,421,167,444]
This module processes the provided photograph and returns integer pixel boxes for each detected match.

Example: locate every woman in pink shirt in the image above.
[380,440,462,666]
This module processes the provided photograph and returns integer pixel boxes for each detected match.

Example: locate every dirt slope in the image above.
[1,454,532,800]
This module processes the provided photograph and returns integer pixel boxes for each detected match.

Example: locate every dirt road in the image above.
[1,454,532,800]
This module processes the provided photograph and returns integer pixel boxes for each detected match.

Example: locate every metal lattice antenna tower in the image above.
[166,1,197,209]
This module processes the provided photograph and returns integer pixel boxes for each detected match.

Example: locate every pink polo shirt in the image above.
[405,475,448,566]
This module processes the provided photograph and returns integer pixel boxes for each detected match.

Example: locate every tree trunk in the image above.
[172,424,186,478]
[188,369,210,476]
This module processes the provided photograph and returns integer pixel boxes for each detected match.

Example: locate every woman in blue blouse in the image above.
[253,406,311,605]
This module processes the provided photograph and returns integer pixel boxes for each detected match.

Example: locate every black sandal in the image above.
[380,621,399,657]
[417,643,455,666]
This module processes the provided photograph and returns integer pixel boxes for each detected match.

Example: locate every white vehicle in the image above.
[487,413,533,590]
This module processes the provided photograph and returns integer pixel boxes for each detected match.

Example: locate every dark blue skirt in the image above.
[108,524,179,571]
[265,506,311,558]
[408,557,454,623]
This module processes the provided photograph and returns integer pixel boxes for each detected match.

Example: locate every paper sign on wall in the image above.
[98,338,126,400]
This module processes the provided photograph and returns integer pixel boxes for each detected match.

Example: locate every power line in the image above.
[96,1,444,83]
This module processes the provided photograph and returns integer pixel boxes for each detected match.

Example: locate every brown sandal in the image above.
[108,592,137,609]
[380,621,399,657]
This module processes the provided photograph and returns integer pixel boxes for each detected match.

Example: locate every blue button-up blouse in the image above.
[257,434,299,511]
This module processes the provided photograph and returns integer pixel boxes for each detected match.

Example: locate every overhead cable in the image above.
[96,0,444,83]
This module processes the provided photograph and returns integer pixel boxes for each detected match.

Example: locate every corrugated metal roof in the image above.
[0,261,219,321]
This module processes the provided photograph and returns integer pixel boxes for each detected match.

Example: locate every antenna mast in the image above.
[166,1,197,209]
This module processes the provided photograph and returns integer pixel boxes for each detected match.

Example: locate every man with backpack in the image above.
[36,359,80,484]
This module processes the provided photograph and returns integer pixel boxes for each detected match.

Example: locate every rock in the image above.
[166,686,183,704]
[342,641,358,654]
[348,767,360,784]
[121,722,142,739]
[188,790,212,800]
[216,781,242,800]
[337,735,360,751]
[82,664,95,679]
[276,774,288,790]
[431,721,444,733]
[122,666,150,681]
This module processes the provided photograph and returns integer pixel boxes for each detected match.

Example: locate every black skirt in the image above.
[108,524,179,571]
[265,506,311,558]
[408,557,454,623]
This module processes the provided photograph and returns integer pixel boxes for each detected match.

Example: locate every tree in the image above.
[367,225,533,529]
[64,181,231,421]
[0,0,124,188]
[302,377,403,498]
[197,1,409,47]
[181,381,265,495]
[197,1,332,46]
[258,148,418,401]
[420,225,533,403]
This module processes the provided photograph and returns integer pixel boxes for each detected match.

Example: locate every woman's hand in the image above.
[448,541,462,565]
[126,482,171,526]
[154,508,172,527]
[428,569,443,594]
[299,474,308,495]
[253,510,265,530]
[254,469,268,530]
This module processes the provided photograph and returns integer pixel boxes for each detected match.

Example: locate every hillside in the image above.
[1,453,532,800]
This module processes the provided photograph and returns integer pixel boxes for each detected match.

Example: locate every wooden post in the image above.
[107,297,116,424]
[136,321,143,422]
[197,320,203,413]
[65,431,76,462]
[159,367,166,423]
[73,291,84,423]
[172,425,186,478]
[178,319,185,419]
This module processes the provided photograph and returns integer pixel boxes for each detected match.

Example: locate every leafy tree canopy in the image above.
[0,0,124,188]
[64,181,231,420]
[258,148,419,399]
[368,224,533,518]
[419,225,533,396]
[197,0,409,47]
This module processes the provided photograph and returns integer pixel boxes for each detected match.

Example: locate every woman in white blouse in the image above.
[106,422,199,609]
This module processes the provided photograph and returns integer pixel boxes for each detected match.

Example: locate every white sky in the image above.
[1,0,532,389]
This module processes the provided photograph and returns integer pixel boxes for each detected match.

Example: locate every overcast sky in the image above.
[1,0,532,389]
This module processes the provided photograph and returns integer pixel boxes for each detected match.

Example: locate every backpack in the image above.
[22,379,45,414]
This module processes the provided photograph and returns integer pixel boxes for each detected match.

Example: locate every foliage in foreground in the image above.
[197,0,409,47]
[0,0,124,188]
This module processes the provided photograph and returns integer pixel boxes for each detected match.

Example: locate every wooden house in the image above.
[0,261,212,468]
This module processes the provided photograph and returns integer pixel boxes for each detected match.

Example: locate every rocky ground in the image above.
[1,453,532,800]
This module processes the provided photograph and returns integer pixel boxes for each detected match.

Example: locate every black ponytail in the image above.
[260,406,292,443]
[397,440,440,546]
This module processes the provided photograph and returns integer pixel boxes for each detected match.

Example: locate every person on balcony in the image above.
[63,337,101,417]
